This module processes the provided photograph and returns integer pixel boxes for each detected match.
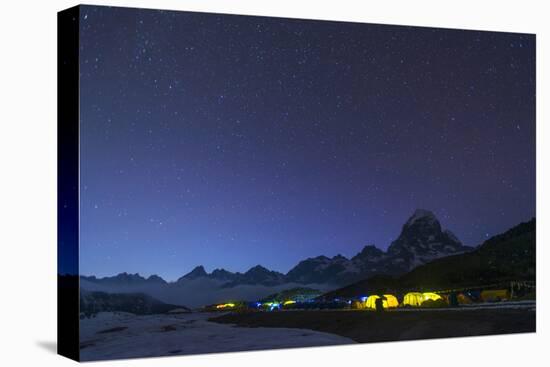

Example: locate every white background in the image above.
[0,0,548,365]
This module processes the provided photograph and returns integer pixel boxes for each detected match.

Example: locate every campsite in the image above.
[203,279,535,315]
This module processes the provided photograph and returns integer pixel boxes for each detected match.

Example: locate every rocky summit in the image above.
[386,209,473,271]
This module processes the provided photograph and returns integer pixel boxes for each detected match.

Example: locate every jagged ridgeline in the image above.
[82,209,473,288]
[79,211,534,308]
[286,209,472,285]
[323,218,535,298]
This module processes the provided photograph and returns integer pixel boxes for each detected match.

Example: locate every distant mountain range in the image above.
[80,290,188,316]
[285,209,472,285]
[83,209,473,289]
[322,218,536,299]
[79,209,484,307]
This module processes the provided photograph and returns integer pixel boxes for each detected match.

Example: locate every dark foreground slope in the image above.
[212,308,535,343]
[403,218,535,288]
[323,219,535,298]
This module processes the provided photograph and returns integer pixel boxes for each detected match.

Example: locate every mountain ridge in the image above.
[82,209,473,288]
[321,218,535,299]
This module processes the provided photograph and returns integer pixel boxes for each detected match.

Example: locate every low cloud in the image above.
[80,278,336,308]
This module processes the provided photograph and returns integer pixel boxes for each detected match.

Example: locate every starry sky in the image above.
[78,5,535,281]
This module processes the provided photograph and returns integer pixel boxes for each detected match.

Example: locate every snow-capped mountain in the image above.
[386,209,473,270]
[173,265,286,287]
[285,254,358,284]
[230,265,286,287]
[177,265,209,281]
[80,209,473,306]
[284,209,472,284]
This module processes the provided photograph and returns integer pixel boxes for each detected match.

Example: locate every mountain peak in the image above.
[181,265,208,280]
[401,209,442,236]
[405,209,437,226]
[245,265,270,275]
[387,209,468,271]
[352,244,384,261]
[313,255,330,261]
[218,264,285,287]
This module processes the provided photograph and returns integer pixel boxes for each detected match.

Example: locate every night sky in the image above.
[78,6,535,281]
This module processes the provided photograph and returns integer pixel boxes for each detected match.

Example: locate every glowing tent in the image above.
[403,292,443,307]
[422,292,442,301]
[403,292,424,307]
[403,292,444,307]
[282,300,296,308]
[215,303,235,309]
[420,292,445,307]
[365,294,399,309]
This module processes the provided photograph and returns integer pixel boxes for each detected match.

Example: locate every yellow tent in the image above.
[420,292,445,307]
[422,292,442,302]
[403,292,424,307]
[282,300,296,308]
[215,303,235,309]
[351,300,365,309]
[365,294,399,309]
[403,292,443,307]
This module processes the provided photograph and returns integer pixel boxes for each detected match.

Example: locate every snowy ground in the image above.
[79,312,355,361]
